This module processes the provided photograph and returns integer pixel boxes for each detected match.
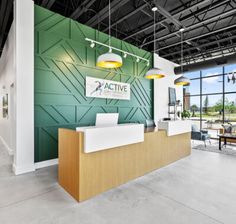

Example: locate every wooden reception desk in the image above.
[58,128,191,202]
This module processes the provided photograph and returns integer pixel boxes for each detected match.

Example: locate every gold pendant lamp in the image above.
[145,6,165,79]
[96,0,123,69]
[174,28,190,86]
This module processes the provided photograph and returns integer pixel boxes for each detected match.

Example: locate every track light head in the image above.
[90,42,95,48]
[123,53,127,58]
[136,57,140,63]
[152,6,158,11]
[179,27,185,32]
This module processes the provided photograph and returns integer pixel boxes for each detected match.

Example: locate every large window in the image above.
[184,64,236,138]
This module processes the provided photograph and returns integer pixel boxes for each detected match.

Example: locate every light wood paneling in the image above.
[58,129,82,201]
[59,129,191,202]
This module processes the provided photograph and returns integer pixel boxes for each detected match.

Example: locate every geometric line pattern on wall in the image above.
[35,5,153,162]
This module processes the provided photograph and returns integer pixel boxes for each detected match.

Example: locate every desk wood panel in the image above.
[59,129,191,202]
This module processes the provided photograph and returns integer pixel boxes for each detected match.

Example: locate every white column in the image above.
[153,53,183,123]
[13,0,35,175]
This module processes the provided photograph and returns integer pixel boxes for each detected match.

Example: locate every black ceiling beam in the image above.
[102,2,148,32]
[86,0,130,27]
[171,42,236,62]
[0,0,13,51]
[153,2,202,52]
[144,8,236,50]
[41,0,56,9]
[141,8,172,32]
[140,8,191,52]
[123,0,211,41]
[158,20,236,51]
[0,0,7,30]
[162,33,236,58]
[70,0,96,20]
[140,0,230,48]
[180,0,230,22]
[179,45,236,64]
[153,0,182,29]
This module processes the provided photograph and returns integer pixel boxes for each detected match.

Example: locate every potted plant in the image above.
[181,110,191,120]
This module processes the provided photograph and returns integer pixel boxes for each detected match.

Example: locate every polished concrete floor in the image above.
[1,141,236,224]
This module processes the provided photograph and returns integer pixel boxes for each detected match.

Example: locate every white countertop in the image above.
[158,120,191,136]
[76,123,144,153]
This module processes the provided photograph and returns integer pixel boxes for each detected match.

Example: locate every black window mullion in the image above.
[200,71,202,130]
[223,66,225,124]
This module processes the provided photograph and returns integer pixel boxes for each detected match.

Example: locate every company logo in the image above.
[90,81,128,95]
[90,81,104,95]
[86,77,130,100]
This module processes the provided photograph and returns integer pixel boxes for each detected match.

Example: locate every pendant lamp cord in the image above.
[153,10,156,53]
[108,0,111,48]
[181,30,183,74]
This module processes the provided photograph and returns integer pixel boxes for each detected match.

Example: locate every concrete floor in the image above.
[0,141,236,224]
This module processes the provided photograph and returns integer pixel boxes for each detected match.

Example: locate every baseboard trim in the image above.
[0,136,14,155]
[35,158,58,169]
[13,163,36,175]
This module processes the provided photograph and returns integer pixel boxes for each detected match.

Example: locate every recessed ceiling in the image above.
[1,0,236,65]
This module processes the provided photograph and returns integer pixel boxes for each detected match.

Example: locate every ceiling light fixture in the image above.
[152,6,158,11]
[174,28,190,86]
[96,0,123,68]
[145,5,165,79]
[90,42,95,48]
[85,38,150,65]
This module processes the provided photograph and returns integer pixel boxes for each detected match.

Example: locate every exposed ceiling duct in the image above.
[31,0,236,63]
[174,53,236,75]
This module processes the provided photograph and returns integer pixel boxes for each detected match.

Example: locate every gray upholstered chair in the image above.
[191,124,211,147]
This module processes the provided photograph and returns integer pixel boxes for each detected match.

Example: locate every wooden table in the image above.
[218,134,236,150]
[202,127,220,135]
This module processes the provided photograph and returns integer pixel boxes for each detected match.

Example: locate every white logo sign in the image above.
[86,77,130,100]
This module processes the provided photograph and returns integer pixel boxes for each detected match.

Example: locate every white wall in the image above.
[154,54,183,123]
[13,0,35,175]
[0,22,16,155]
[0,0,35,175]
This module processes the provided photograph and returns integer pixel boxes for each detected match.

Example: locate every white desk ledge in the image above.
[76,124,144,153]
[158,120,191,136]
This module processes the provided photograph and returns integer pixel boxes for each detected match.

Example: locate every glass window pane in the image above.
[224,64,236,93]
[202,75,223,94]
[225,64,236,74]
[201,95,223,138]
[202,66,223,77]
[186,79,200,95]
[224,93,236,125]
[184,95,200,111]
[225,74,236,93]
[184,95,201,129]
[185,71,200,79]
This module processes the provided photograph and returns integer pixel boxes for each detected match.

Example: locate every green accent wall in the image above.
[34,5,153,162]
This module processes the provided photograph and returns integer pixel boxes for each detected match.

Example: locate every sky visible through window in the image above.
[185,64,236,107]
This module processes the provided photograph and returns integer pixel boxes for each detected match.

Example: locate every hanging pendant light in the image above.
[145,6,165,79]
[174,28,190,86]
[174,76,190,86]
[96,0,122,68]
